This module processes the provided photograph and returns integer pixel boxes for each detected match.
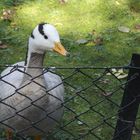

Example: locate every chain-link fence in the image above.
[0,54,140,140]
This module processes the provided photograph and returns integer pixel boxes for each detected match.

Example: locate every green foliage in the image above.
[1,0,22,6]
[0,0,140,139]
[128,0,140,12]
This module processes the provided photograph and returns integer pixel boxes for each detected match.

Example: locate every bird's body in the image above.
[0,61,64,136]
[0,23,68,138]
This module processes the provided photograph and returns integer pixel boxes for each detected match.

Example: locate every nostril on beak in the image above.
[66,52,70,57]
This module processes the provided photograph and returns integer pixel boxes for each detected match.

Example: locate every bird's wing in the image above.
[0,61,25,99]
[44,71,64,102]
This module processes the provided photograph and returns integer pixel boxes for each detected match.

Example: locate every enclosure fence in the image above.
[0,54,140,140]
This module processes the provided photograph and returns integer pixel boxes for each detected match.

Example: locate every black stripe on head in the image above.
[38,23,45,36]
[31,31,35,39]
[38,23,48,39]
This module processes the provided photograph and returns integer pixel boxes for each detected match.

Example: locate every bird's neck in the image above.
[19,52,47,101]
[25,52,45,77]
[27,52,45,67]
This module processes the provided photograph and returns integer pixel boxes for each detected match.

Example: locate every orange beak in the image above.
[53,42,68,56]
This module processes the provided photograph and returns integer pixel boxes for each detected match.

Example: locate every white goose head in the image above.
[28,23,68,56]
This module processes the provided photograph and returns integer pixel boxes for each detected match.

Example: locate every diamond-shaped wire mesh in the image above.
[0,65,140,140]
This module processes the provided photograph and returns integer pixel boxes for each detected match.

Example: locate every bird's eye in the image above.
[44,35,48,39]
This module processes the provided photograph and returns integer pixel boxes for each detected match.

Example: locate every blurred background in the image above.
[0,0,140,140]
[0,0,140,68]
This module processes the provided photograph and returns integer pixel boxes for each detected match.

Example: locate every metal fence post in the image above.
[113,53,140,140]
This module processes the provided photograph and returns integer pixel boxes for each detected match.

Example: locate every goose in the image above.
[0,23,69,140]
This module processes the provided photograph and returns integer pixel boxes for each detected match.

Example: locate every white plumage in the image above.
[0,23,68,137]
